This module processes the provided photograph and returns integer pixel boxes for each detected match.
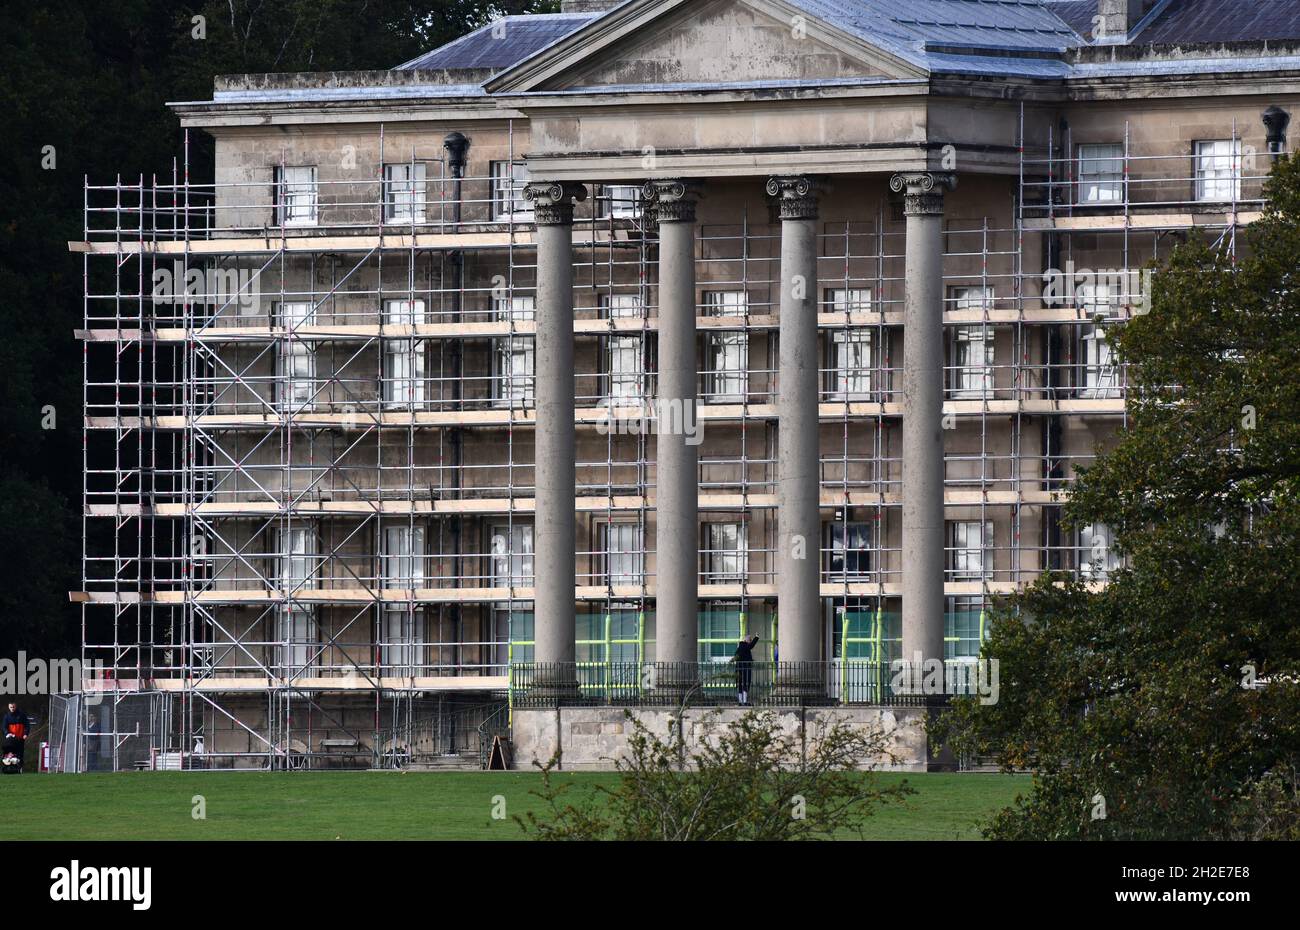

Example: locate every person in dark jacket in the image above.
[2,704,31,773]
[732,634,760,705]
[3,704,30,741]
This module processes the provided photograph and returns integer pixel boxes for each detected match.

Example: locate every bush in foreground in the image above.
[516,709,913,840]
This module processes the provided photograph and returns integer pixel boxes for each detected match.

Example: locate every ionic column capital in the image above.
[524,181,588,225]
[766,175,827,221]
[641,179,702,224]
[889,172,956,216]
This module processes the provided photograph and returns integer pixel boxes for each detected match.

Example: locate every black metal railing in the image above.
[509,661,944,709]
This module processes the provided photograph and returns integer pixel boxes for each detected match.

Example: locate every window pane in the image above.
[383,525,425,586]
[949,521,992,579]
[603,524,643,584]
[491,525,534,586]
[698,603,743,663]
[702,298,747,403]
[492,297,536,404]
[827,328,872,400]
[384,163,427,223]
[383,299,426,406]
[601,184,641,219]
[1078,143,1123,203]
[828,522,872,578]
[1195,140,1241,201]
[1078,523,1119,579]
[602,293,642,319]
[275,302,316,409]
[825,288,872,312]
[706,523,747,581]
[1079,322,1120,398]
[493,161,531,219]
[606,335,644,403]
[951,324,994,399]
[277,166,317,226]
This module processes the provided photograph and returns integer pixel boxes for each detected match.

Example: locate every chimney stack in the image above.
[1095,0,1145,44]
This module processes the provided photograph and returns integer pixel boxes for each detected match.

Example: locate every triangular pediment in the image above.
[487,0,925,94]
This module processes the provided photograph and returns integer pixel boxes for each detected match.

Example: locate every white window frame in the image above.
[276,525,316,592]
[601,523,644,585]
[274,525,317,674]
[1079,321,1120,399]
[491,160,531,220]
[380,608,426,672]
[383,162,427,224]
[702,291,748,404]
[601,294,645,404]
[275,166,318,227]
[490,524,534,587]
[274,301,316,411]
[1077,523,1121,580]
[1194,139,1242,202]
[379,525,426,671]
[491,297,536,406]
[382,299,427,409]
[599,184,642,219]
[948,520,993,581]
[704,522,748,583]
[382,525,426,589]
[825,287,872,314]
[276,608,318,675]
[951,325,995,400]
[1078,143,1124,204]
[603,293,642,320]
[826,328,873,401]
[823,288,873,401]
[1076,280,1121,319]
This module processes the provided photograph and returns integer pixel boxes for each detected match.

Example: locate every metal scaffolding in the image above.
[63,110,1263,769]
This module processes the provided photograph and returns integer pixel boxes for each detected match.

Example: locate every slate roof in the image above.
[790,0,1084,53]
[1140,0,1300,44]
[384,0,1300,93]
[396,13,596,71]
[1043,0,1097,39]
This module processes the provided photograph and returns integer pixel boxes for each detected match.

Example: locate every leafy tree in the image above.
[936,156,1300,839]
[516,709,914,840]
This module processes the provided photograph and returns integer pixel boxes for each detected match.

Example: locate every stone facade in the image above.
[511,705,930,771]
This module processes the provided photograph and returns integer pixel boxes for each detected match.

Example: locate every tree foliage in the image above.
[516,710,914,840]
[936,156,1300,839]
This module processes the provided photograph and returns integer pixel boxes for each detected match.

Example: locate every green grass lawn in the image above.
[3,770,1027,840]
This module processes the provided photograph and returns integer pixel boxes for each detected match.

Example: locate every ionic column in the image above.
[767,175,824,671]
[643,180,702,674]
[889,171,955,677]
[524,181,587,684]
